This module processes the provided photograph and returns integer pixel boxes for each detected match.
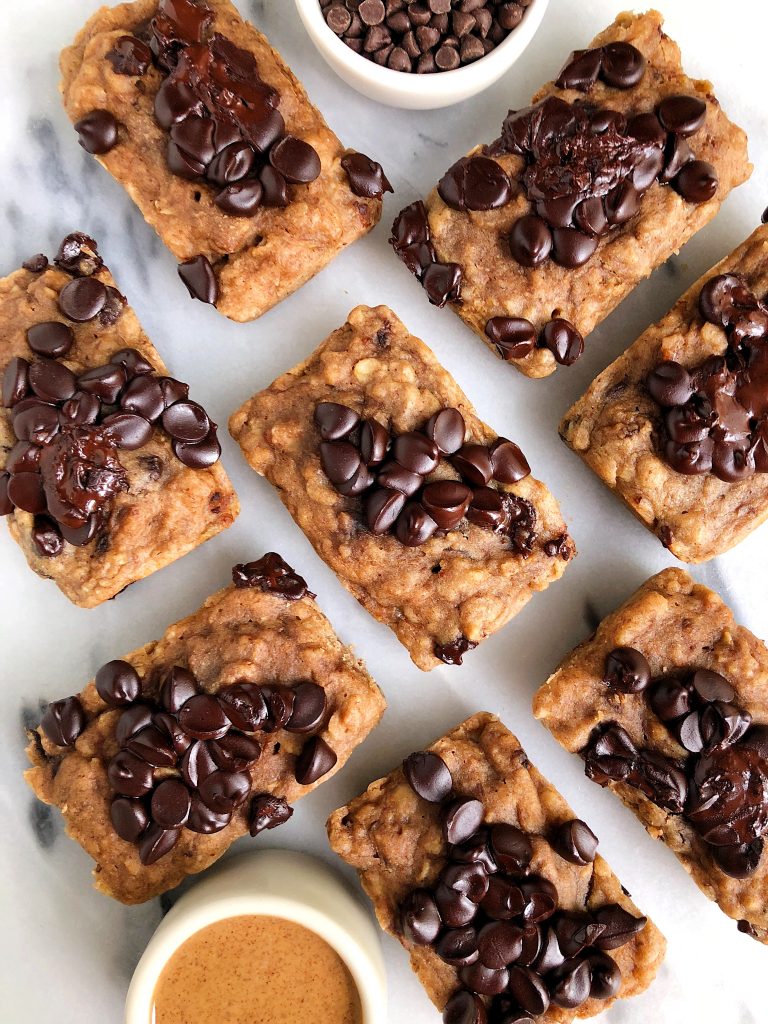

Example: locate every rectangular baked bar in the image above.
[60,0,387,322]
[534,568,768,944]
[328,712,665,1021]
[0,233,237,607]
[25,553,385,904]
[229,304,574,672]
[391,10,750,378]
[560,224,768,563]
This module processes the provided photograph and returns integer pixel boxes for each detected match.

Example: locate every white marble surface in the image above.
[1,1,767,1021]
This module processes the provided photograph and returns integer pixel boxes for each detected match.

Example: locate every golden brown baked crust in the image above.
[0,254,238,607]
[59,0,382,322]
[25,574,386,904]
[328,712,665,1019]
[420,10,751,378]
[560,225,768,563]
[229,304,575,671]
[534,568,768,943]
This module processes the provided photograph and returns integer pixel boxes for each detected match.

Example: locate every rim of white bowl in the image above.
[295,0,550,101]
[125,852,387,1024]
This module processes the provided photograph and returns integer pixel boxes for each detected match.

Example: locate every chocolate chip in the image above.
[509,215,552,266]
[214,179,264,216]
[451,444,493,486]
[158,667,199,714]
[712,838,764,879]
[691,668,734,703]
[540,318,584,365]
[107,35,152,75]
[206,141,255,186]
[441,862,490,904]
[648,676,693,721]
[315,402,360,440]
[58,277,108,322]
[604,646,651,694]
[484,317,537,360]
[26,322,75,359]
[187,793,232,834]
[425,407,465,454]
[489,438,530,484]
[434,636,478,665]
[601,41,645,88]
[232,553,312,600]
[218,682,268,732]
[261,684,297,733]
[436,927,480,967]
[341,152,392,198]
[550,958,592,1009]
[393,431,440,474]
[320,440,362,484]
[395,502,438,546]
[674,160,718,203]
[366,487,406,533]
[151,779,191,828]
[162,400,210,442]
[40,696,86,747]
[259,165,290,207]
[120,376,165,421]
[422,261,462,306]
[3,462,40,508]
[436,882,478,928]
[152,712,192,756]
[138,823,181,865]
[552,818,598,865]
[111,797,149,842]
[31,516,64,556]
[107,749,154,797]
[22,254,48,273]
[180,740,217,789]
[74,110,119,154]
[451,829,497,873]
[586,950,622,999]
[404,750,453,802]
[55,233,103,277]
[657,94,707,136]
[173,430,222,468]
[460,961,509,996]
[198,769,252,813]
[285,682,327,734]
[442,990,487,1024]
[593,903,647,950]
[438,156,512,212]
[3,356,29,407]
[178,255,218,304]
[269,135,321,184]
[101,412,153,450]
[376,461,423,496]
[359,417,390,464]
[401,889,442,945]
[477,921,524,969]
[249,793,294,836]
[77,362,127,403]
[422,481,472,530]
[95,660,141,707]
[12,401,59,445]
[442,797,484,845]
[112,347,155,378]
[556,48,603,91]
[646,360,694,406]
[507,966,550,1016]
[489,822,532,873]
[295,735,337,784]
[178,694,230,740]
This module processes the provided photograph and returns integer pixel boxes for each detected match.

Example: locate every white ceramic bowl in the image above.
[125,849,387,1024]
[294,0,550,110]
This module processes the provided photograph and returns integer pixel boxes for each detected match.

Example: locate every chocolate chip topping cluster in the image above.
[321,0,532,75]
[396,749,646,1023]
[647,273,768,481]
[37,556,337,866]
[315,401,538,552]
[0,235,221,557]
[391,40,719,367]
[583,647,768,879]
[75,0,390,305]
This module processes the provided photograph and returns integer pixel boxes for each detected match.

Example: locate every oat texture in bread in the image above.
[60,0,387,321]
[534,568,768,944]
[328,712,665,1019]
[229,304,575,672]
[25,556,385,904]
[0,235,237,607]
[391,10,750,378]
[560,224,768,563]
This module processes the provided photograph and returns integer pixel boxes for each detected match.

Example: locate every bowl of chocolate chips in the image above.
[295,0,550,109]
